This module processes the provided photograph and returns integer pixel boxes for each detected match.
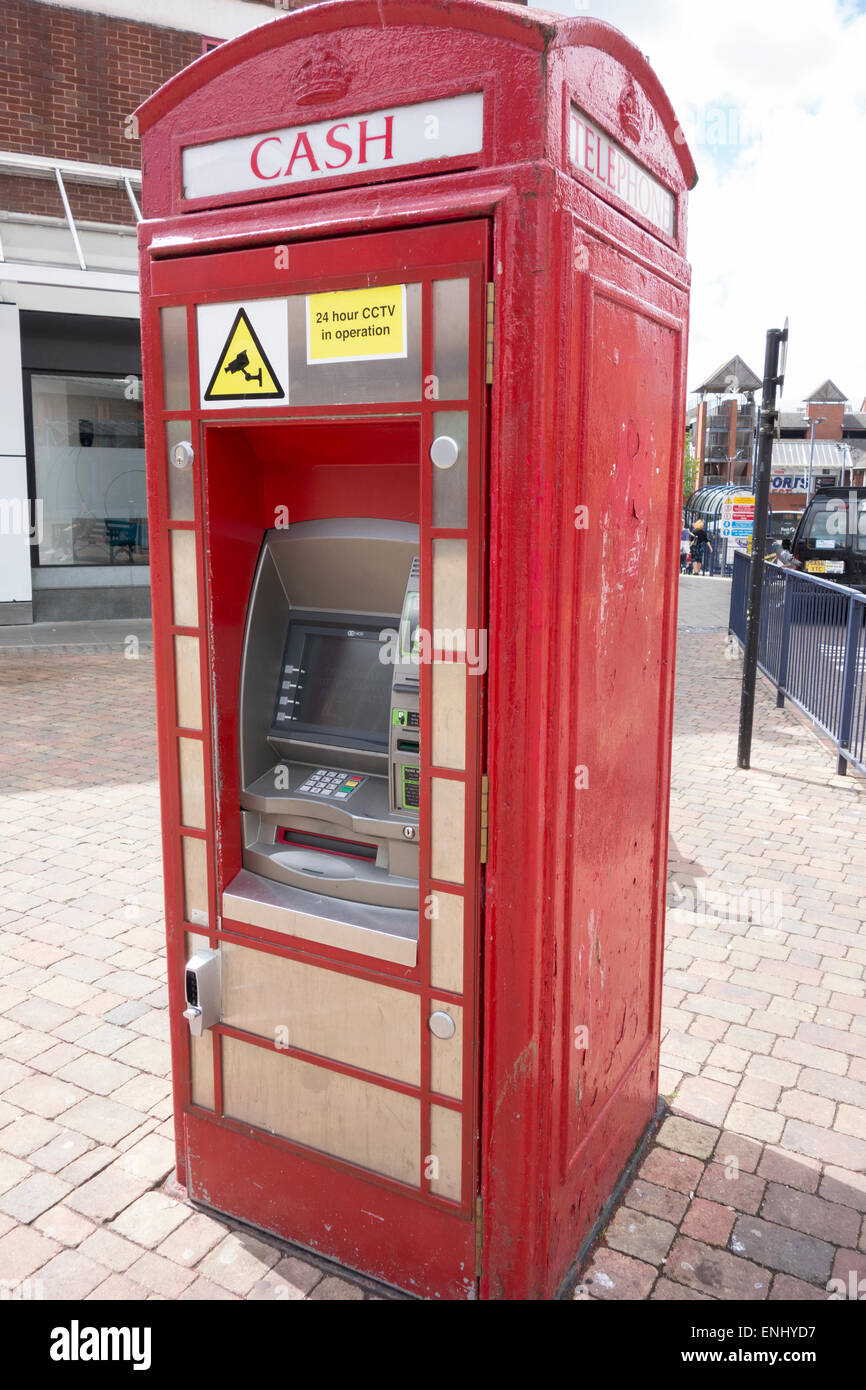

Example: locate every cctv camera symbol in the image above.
[224,350,262,387]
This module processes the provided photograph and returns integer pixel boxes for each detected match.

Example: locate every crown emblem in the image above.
[293,48,352,106]
[618,78,644,142]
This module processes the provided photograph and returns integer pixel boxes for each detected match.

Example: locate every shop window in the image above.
[31,374,148,566]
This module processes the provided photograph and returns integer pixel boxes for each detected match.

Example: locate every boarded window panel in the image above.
[174,635,202,731]
[220,942,420,1086]
[160,305,190,412]
[430,891,464,995]
[185,933,215,1109]
[170,529,198,628]
[430,1104,462,1202]
[182,835,209,926]
[190,1030,214,1111]
[166,419,195,521]
[431,410,469,529]
[432,279,470,402]
[432,538,467,637]
[430,1001,463,1101]
[432,662,466,770]
[222,1036,420,1187]
[178,737,206,830]
[430,777,465,886]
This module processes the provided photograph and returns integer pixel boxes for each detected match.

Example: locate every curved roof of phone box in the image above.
[132,0,697,191]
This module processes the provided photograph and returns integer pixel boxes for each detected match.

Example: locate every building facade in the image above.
[690,356,866,532]
[1,0,529,625]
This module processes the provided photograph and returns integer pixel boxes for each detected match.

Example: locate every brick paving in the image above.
[0,586,864,1301]
[577,579,866,1301]
[0,647,388,1302]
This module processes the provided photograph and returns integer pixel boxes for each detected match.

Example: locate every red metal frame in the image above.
[143,217,489,1297]
[138,0,695,1301]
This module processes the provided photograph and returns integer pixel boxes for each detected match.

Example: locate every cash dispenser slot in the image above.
[276,829,378,862]
[223,518,421,965]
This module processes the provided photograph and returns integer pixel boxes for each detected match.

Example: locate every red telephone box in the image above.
[137,0,695,1300]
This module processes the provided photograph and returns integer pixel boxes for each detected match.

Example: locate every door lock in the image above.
[183,948,220,1036]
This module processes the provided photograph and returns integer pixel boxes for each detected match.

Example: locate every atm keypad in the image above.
[297,769,366,801]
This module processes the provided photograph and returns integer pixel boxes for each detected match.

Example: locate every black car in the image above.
[791,487,866,593]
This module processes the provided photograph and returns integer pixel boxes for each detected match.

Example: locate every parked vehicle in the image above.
[791,487,866,593]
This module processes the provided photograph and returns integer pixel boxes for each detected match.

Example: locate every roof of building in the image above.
[771,440,854,471]
[694,355,762,395]
[777,411,866,436]
[780,413,808,432]
[804,379,848,404]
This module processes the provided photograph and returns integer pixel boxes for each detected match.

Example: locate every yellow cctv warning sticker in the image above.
[203,305,285,402]
[306,284,407,365]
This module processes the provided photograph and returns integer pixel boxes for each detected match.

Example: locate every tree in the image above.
[683,437,699,506]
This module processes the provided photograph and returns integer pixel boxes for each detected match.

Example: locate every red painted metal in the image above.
[138,0,694,1300]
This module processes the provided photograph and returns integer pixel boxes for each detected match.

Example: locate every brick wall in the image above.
[805,404,846,440]
[1,0,529,227]
[1,0,206,224]
[0,171,134,224]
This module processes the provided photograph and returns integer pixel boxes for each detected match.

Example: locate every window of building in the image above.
[31,374,148,567]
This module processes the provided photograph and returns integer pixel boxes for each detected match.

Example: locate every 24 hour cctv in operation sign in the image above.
[182,92,484,202]
[569,107,676,237]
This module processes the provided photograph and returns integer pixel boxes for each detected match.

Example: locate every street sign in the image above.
[721,493,755,539]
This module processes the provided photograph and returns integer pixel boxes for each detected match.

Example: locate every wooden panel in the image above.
[430,891,464,995]
[432,538,467,634]
[430,1105,462,1202]
[221,942,420,1085]
[178,737,206,829]
[170,529,199,627]
[189,1030,214,1110]
[160,305,190,413]
[222,1036,420,1187]
[430,1001,463,1101]
[174,635,202,731]
[166,419,195,521]
[432,662,466,770]
[182,836,209,925]
[430,777,465,885]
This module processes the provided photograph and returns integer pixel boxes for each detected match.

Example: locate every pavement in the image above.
[0,582,864,1301]
[579,579,866,1301]
[0,619,153,656]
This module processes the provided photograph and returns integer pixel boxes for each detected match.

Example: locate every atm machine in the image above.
[228,520,422,963]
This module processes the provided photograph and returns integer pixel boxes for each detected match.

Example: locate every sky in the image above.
[538,0,866,411]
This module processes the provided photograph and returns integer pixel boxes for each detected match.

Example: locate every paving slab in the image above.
[0,593,863,1302]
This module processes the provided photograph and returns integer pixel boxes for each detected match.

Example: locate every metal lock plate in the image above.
[428,1010,456,1040]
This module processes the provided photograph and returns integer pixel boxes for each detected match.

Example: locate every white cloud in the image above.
[537,0,866,409]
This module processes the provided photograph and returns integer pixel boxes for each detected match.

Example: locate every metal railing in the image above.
[0,149,141,270]
[730,549,866,776]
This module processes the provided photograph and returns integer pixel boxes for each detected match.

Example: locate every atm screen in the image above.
[273,618,393,749]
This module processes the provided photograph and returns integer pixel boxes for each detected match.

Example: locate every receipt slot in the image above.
[138,1,695,1300]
